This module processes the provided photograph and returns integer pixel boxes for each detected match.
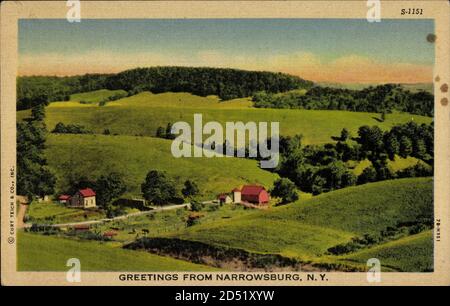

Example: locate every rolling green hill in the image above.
[168,178,433,268]
[17,231,216,271]
[18,91,432,145]
[339,230,433,272]
[45,134,279,198]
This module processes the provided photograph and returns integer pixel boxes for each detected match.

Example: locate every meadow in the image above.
[26,200,106,224]
[17,231,216,271]
[45,134,279,198]
[17,91,432,145]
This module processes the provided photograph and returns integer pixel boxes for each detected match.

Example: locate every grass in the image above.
[350,156,428,176]
[69,89,128,104]
[17,91,432,145]
[45,134,279,198]
[26,201,106,224]
[340,230,433,272]
[168,178,433,266]
[17,231,217,271]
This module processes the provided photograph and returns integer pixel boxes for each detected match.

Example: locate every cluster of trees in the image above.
[105,67,313,101]
[17,74,110,110]
[52,122,93,134]
[253,84,434,117]
[17,104,56,198]
[267,121,433,196]
[270,178,299,204]
[141,170,199,205]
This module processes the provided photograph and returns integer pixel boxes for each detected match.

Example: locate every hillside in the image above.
[168,178,433,267]
[18,91,432,145]
[339,230,433,272]
[69,89,127,104]
[45,134,279,198]
[17,66,312,110]
[17,231,216,271]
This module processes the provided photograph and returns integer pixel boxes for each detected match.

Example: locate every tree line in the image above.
[17,67,312,110]
[253,84,434,117]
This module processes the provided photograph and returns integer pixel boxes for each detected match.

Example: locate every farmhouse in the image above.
[232,185,270,205]
[68,188,96,209]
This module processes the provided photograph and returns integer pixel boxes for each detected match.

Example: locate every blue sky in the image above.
[18,19,434,83]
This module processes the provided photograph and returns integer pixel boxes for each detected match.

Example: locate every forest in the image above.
[253,84,434,117]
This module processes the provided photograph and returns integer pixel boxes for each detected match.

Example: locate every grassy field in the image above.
[93,203,259,243]
[45,134,279,198]
[340,230,433,272]
[69,89,128,104]
[26,201,106,224]
[168,178,433,267]
[17,91,432,145]
[17,231,216,271]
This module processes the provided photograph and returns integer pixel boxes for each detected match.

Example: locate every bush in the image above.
[52,122,93,134]
[190,201,204,212]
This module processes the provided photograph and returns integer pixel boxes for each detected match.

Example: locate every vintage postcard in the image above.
[1,1,449,289]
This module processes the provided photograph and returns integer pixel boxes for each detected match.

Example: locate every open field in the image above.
[17,91,432,145]
[340,230,433,272]
[26,201,107,224]
[167,178,433,268]
[70,89,128,104]
[17,231,216,271]
[45,134,279,198]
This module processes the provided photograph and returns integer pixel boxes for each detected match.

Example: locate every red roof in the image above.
[103,231,118,237]
[58,194,71,200]
[79,188,96,197]
[232,188,241,192]
[241,185,266,196]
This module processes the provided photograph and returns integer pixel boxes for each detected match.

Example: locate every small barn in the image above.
[58,194,71,204]
[232,185,270,205]
[217,193,232,204]
[69,188,96,209]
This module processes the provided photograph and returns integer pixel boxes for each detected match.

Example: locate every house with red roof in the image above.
[232,185,270,205]
[68,188,96,209]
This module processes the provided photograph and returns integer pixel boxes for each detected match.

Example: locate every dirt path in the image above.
[17,204,28,229]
